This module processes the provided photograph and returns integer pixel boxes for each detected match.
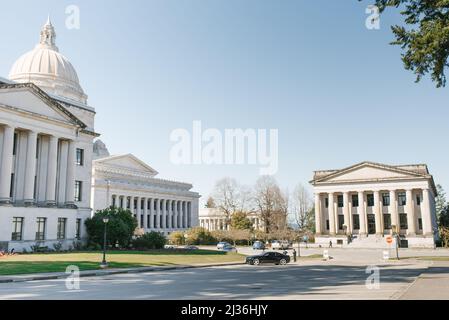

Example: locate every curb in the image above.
[0,262,244,284]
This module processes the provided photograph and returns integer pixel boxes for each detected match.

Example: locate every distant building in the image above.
[199,208,263,231]
[310,162,438,248]
[92,141,200,236]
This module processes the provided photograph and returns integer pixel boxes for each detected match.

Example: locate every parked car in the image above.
[217,241,231,250]
[184,245,199,250]
[252,241,265,250]
[164,244,176,249]
[222,244,237,253]
[246,251,290,266]
[271,240,290,250]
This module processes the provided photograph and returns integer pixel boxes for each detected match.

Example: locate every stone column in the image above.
[23,130,38,205]
[314,193,322,235]
[328,193,336,236]
[136,197,141,228]
[143,198,148,230]
[343,192,350,234]
[65,140,76,206]
[161,199,166,229]
[373,191,382,235]
[45,135,58,206]
[389,190,399,231]
[149,198,154,229]
[121,196,126,209]
[0,125,14,204]
[348,194,354,233]
[130,196,134,215]
[421,188,433,236]
[155,199,160,228]
[183,202,188,228]
[358,191,367,236]
[406,189,416,235]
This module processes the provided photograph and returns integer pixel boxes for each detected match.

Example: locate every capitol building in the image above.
[0,19,199,252]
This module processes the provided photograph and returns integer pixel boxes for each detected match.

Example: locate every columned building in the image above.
[310,162,438,248]
[92,142,200,236]
[199,208,263,232]
[0,19,98,251]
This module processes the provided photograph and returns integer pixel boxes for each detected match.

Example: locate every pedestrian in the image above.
[292,248,297,262]
[329,240,333,248]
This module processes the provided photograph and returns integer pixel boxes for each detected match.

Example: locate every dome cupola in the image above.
[8,17,87,104]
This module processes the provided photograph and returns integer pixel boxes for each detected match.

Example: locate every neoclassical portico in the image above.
[311,162,438,248]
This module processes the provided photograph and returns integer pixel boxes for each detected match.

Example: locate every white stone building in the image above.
[310,162,438,248]
[199,208,263,231]
[92,141,200,236]
[0,19,98,251]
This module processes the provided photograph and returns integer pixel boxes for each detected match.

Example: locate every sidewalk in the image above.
[397,261,449,300]
[0,261,244,284]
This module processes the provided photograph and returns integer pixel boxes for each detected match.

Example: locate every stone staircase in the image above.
[346,235,389,249]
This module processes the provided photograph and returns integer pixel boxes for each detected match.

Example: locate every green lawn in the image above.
[392,256,449,262]
[0,249,244,276]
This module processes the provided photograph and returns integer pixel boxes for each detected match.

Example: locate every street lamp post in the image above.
[100,217,109,268]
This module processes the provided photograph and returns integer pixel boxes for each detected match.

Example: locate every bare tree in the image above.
[292,183,314,232]
[254,176,289,233]
[210,177,251,228]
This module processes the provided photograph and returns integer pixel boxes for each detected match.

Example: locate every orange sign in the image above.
[386,236,393,244]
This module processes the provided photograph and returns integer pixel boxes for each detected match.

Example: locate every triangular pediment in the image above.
[316,162,424,183]
[95,154,159,176]
[0,84,85,127]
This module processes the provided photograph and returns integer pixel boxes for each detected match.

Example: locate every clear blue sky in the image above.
[1,0,448,204]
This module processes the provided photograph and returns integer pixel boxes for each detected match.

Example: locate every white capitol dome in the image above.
[9,17,87,104]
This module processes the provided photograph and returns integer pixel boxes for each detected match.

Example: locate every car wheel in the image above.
[253,259,260,266]
[280,259,287,265]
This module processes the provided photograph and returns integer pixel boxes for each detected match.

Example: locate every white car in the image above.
[217,242,231,250]
[271,240,289,250]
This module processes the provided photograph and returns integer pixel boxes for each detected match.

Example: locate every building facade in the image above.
[0,19,98,252]
[310,162,438,248]
[199,208,263,231]
[92,142,200,235]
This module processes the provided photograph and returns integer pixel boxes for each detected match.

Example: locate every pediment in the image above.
[316,162,423,183]
[95,154,159,176]
[0,85,83,127]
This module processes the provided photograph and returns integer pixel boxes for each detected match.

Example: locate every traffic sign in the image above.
[386,236,393,244]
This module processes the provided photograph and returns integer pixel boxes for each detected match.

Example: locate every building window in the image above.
[337,195,344,208]
[76,148,84,166]
[140,215,144,228]
[326,220,329,230]
[418,218,423,230]
[147,215,151,228]
[367,194,374,207]
[398,192,406,206]
[352,214,360,230]
[36,217,46,241]
[352,194,359,207]
[325,198,329,208]
[112,196,116,208]
[120,197,124,208]
[76,219,81,240]
[416,195,421,206]
[57,218,67,240]
[399,213,408,230]
[9,173,14,198]
[11,217,24,241]
[12,133,17,155]
[338,215,344,230]
[74,181,82,202]
[382,193,390,206]
[383,214,392,230]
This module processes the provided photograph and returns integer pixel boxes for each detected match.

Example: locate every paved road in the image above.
[0,262,436,300]
[1,248,448,300]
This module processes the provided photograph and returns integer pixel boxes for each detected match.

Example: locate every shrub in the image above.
[132,232,166,250]
[85,207,138,248]
[185,227,216,245]
[169,231,185,245]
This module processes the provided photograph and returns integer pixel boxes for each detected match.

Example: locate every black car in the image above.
[246,251,290,266]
